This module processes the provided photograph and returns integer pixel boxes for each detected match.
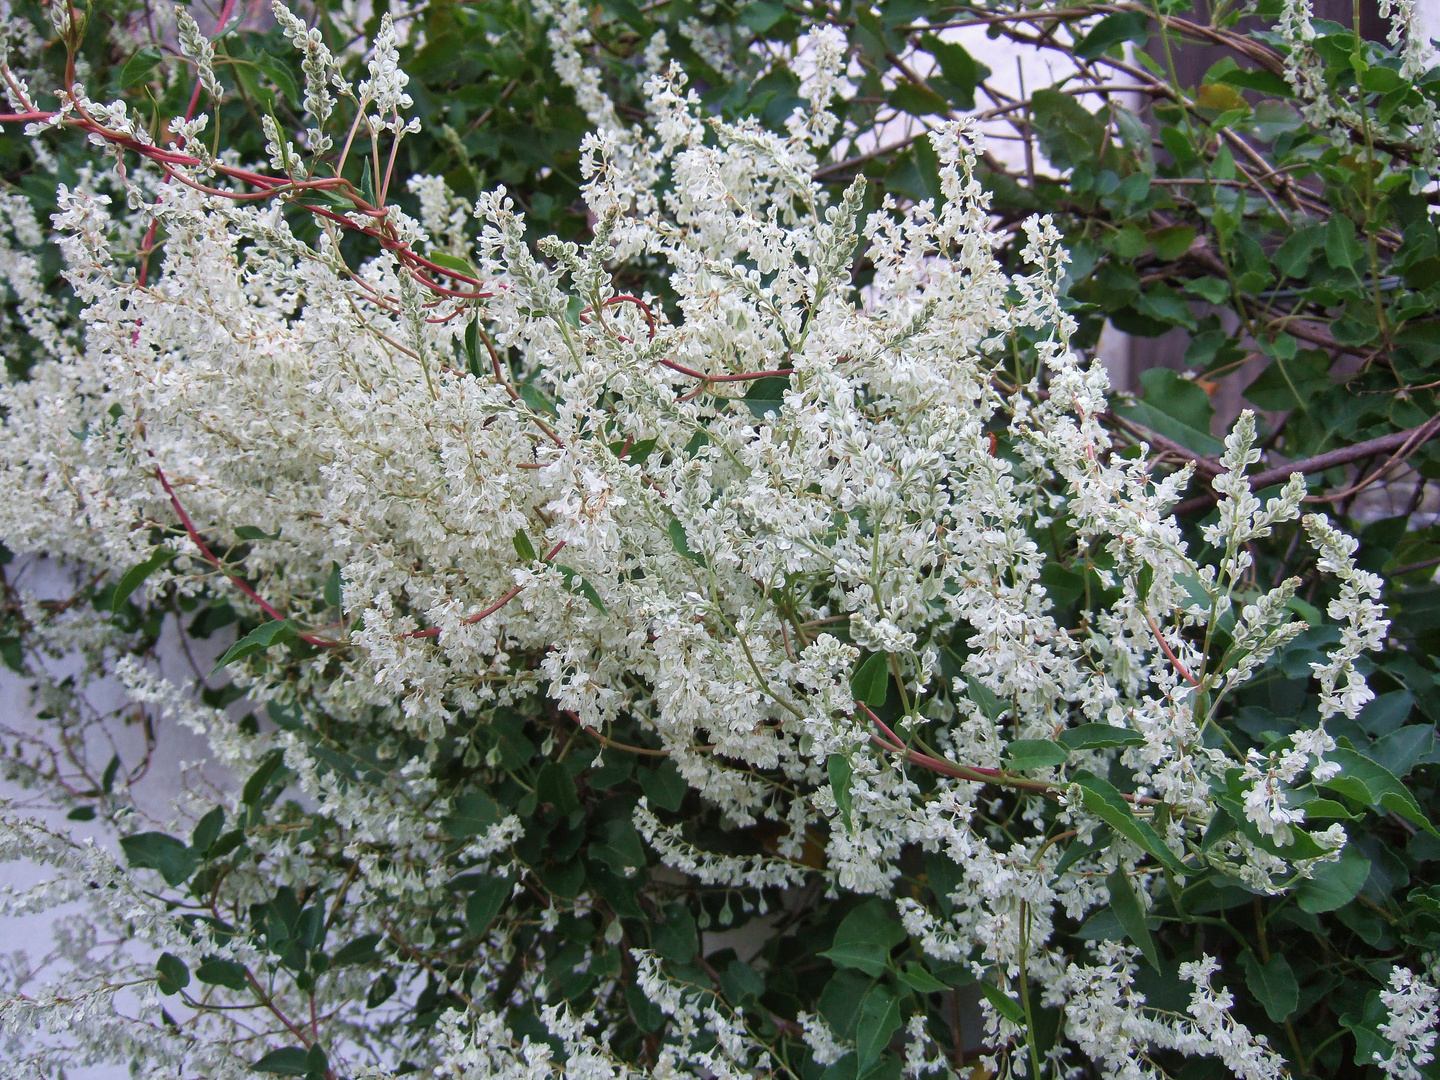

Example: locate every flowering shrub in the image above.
[1,1,1439,1079]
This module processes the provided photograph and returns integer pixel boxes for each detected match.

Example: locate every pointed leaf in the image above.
[1106,866,1161,971]
[1074,771,1187,875]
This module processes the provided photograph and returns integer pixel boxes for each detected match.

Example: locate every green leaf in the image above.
[254,1047,311,1076]
[536,761,580,814]
[323,563,343,608]
[1243,350,1329,412]
[426,251,475,278]
[738,0,785,32]
[330,933,382,967]
[1182,277,1230,304]
[1242,951,1298,1022]
[121,47,164,87]
[652,902,698,962]
[253,54,301,107]
[1106,867,1161,971]
[112,548,177,613]
[1322,748,1440,836]
[1117,368,1222,456]
[1003,739,1068,771]
[445,790,502,837]
[828,754,854,832]
[819,899,905,978]
[155,952,190,995]
[466,876,513,934]
[740,376,789,418]
[898,961,948,993]
[513,529,537,562]
[191,806,225,854]
[1294,846,1372,913]
[918,34,985,109]
[851,652,889,709]
[1325,214,1359,271]
[195,956,249,991]
[966,680,1005,722]
[1217,67,1292,97]
[556,566,606,613]
[212,619,299,674]
[1075,12,1149,59]
[1074,771,1187,875]
[979,981,1025,1024]
[242,749,285,806]
[464,319,484,378]
[1059,724,1144,751]
[639,760,687,811]
[888,81,951,118]
[234,525,280,541]
[1148,225,1196,262]
[855,983,902,1074]
[120,832,198,887]
[669,518,703,564]
[1030,89,1108,172]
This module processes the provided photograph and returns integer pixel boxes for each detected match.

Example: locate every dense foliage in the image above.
[2,1,1440,1079]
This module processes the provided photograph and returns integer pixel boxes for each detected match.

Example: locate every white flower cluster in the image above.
[0,2,1396,1077]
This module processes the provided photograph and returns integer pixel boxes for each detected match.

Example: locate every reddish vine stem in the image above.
[401,540,565,640]
[152,464,342,649]
[1144,611,1201,687]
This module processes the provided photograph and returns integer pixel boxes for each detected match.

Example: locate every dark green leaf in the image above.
[191,806,225,854]
[556,566,606,613]
[1030,89,1108,171]
[195,956,249,991]
[828,754,854,831]
[669,518,703,564]
[898,961,948,993]
[467,876,513,934]
[331,933,383,967]
[212,619,299,673]
[888,81,950,118]
[155,952,190,995]
[121,47,163,87]
[1217,67,1292,97]
[819,899,904,977]
[1075,12,1149,59]
[1117,368,1222,456]
[513,529,537,562]
[112,548,177,613]
[254,1047,311,1076]
[1004,739,1068,770]
[851,652,889,708]
[652,902,698,962]
[740,376,789,418]
[1322,748,1439,836]
[234,525,280,541]
[445,790,502,837]
[918,34,985,109]
[979,981,1025,1024]
[242,749,285,807]
[1148,225,1196,262]
[1106,867,1161,971]
[639,760,686,811]
[120,832,198,887]
[855,983,902,1074]
[1059,724,1144,751]
[323,563,343,609]
[1074,771,1187,875]
[1294,846,1372,913]
[1241,951,1298,1022]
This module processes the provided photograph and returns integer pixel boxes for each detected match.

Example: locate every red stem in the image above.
[153,464,340,648]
